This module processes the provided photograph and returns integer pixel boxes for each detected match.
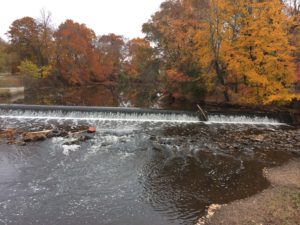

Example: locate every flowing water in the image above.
[0,85,299,225]
[0,107,299,225]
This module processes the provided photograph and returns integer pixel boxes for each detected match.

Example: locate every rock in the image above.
[22,130,52,142]
[63,140,80,146]
[63,134,93,146]
[68,130,88,138]
[0,128,17,140]
[197,204,223,225]
[149,135,157,141]
[87,127,96,133]
[47,128,68,138]
[17,141,27,146]
[6,140,26,146]
[78,134,93,141]
[152,143,166,152]
[249,134,265,142]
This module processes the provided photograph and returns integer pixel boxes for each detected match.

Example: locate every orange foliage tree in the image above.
[5,1,300,105]
[7,17,41,72]
[54,20,103,85]
[142,0,207,99]
[95,34,125,82]
[7,13,55,73]
[124,38,158,81]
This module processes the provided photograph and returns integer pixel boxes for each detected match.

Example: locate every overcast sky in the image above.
[0,0,164,41]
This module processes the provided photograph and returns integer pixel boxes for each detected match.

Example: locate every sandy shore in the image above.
[198,159,300,225]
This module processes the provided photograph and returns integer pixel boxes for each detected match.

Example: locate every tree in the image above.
[142,0,206,99]
[195,0,247,102]
[194,0,298,104]
[124,38,158,81]
[0,39,9,72]
[37,9,55,66]
[18,60,52,79]
[225,0,297,104]
[286,2,300,87]
[54,20,102,85]
[95,34,125,81]
[6,13,55,72]
[7,17,40,66]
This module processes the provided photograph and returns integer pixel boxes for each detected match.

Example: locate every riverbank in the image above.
[198,159,300,225]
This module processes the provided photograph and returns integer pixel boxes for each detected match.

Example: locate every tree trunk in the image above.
[214,60,230,102]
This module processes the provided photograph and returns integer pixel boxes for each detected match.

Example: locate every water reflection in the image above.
[5,84,163,109]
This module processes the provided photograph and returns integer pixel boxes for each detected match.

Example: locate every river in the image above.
[0,85,299,225]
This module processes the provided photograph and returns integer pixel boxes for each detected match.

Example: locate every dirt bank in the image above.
[198,159,300,225]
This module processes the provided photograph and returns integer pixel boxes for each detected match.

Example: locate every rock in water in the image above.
[0,128,17,140]
[87,127,96,133]
[22,130,52,142]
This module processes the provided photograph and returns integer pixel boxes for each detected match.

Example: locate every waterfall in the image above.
[0,104,287,125]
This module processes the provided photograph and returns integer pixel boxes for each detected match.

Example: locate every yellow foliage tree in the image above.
[196,0,298,104]
[18,60,52,79]
[226,0,297,104]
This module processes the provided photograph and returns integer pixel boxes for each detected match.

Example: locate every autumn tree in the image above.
[193,0,298,104]
[0,39,9,72]
[95,34,125,81]
[142,0,207,100]
[18,59,52,79]
[6,12,55,76]
[7,17,40,66]
[124,38,158,82]
[54,20,103,85]
[285,1,300,86]
[37,9,55,66]
[223,0,297,104]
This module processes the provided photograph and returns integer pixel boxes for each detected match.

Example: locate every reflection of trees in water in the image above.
[22,85,118,106]
[139,126,271,224]
[18,82,196,109]
[21,84,161,107]
[61,86,118,106]
[115,83,160,108]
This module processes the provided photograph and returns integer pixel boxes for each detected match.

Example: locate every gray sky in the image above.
[0,0,164,41]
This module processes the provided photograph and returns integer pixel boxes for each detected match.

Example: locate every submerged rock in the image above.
[0,125,95,146]
[7,140,26,146]
[248,134,266,142]
[47,128,68,138]
[0,128,17,140]
[22,130,53,142]
[63,129,94,146]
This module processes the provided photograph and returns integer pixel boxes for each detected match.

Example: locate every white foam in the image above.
[62,145,80,156]
[0,110,199,123]
[0,109,287,125]
[206,115,285,125]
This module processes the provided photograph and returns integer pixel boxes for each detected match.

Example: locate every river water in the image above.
[0,85,299,225]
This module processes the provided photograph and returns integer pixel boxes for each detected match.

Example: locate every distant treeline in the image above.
[0,0,299,105]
